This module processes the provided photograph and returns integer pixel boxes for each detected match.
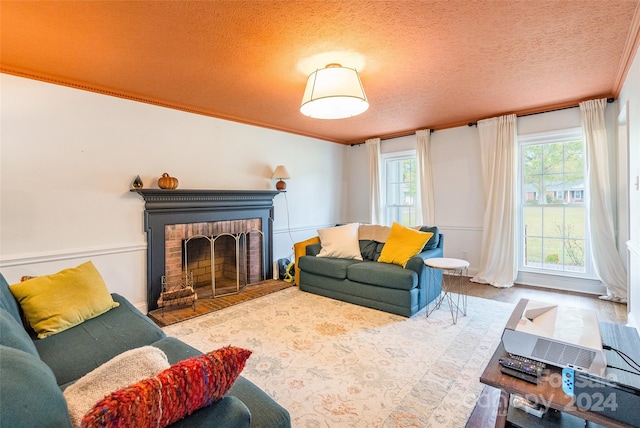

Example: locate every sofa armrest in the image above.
[404,256,426,274]
[404,234,445,274]
[293,236,321,285]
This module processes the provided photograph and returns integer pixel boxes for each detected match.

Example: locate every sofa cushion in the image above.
[0,307,39,357]
[0,345,73,428]
[35,293,166,386]
[347,261,418,291]
[316,223,363,260]
[418,226,440,250]
[64,346,170,427]
[81,346,251,428]
[0,273,22,324]
[298,256,362,280]
[378,222,433,267]
[169,396,251,428]
[300,273,421,317]
[9,261,119,339]
[152,337,291,428]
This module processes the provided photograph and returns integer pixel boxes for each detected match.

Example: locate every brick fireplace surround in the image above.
[132,189,280,312]
[166,219,263,292]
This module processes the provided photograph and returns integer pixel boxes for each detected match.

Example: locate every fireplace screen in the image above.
[181,229,265,297]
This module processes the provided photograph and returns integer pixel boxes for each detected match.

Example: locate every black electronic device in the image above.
[570,323,640,428]
[499,356,545,378]
[500,366,540,385]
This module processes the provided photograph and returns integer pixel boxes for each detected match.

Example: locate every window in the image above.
[518,128,595,278]
[382,151,417,226]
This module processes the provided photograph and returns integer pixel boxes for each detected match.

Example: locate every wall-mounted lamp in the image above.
[300,63,369,119]
[272,165,290,191]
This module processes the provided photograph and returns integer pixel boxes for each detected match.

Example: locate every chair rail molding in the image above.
[0,242,147,268]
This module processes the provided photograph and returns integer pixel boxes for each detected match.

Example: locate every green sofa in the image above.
[0,273,290,428]
[298,230,444,317]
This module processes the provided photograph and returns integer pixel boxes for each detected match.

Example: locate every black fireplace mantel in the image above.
[131,189,281,211]
[131,189,281,311]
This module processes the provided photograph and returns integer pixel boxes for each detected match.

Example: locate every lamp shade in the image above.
[272,165,290,180]
[272,165,290,191]
[300,64,369,119]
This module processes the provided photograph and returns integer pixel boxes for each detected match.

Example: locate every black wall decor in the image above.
[131,189,280,311]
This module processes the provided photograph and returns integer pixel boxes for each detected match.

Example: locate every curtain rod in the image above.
[350,97,615,146]
[467,97,615,127]
[350,129,434,147]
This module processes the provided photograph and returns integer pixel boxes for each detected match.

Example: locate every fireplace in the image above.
[132,189,280,311]
[166,219,264,296]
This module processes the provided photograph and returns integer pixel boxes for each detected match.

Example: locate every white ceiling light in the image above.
[300,63,369,119]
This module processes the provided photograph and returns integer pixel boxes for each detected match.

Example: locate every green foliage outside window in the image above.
[521,139,587,273]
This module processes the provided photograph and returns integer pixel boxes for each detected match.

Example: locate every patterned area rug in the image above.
[164,287,514,427]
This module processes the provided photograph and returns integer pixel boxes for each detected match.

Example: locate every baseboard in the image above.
[627,312,638,330]
[516,271,606,295]
[134,302,148,314]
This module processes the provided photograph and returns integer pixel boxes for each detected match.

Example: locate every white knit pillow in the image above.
[63,346,170,427]
[316,223,362,260]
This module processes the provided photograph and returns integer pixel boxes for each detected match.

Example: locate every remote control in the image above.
[501,366,539,384]
[499,356,544,377]
[509,354,547,368]
[561,367,574,396]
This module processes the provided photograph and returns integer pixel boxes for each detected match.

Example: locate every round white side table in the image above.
[424,257,470,324]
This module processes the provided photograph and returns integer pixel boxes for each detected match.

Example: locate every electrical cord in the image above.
[283,191,295,249]
[603,344,640,375]
[606,365,640,375]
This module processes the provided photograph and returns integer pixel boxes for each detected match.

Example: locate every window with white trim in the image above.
[382,150,417,226]
[518,128,595,278]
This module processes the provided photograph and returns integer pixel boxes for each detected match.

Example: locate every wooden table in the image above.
[479,342,635,428]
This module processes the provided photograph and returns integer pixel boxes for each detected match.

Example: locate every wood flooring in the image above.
[147,279,293,327]
[464,280,629,428]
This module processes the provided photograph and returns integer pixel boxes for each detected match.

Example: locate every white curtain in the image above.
[366,138,382,225]
[471,114,518,288]
[416,129,435,225]
[580,99,627,301]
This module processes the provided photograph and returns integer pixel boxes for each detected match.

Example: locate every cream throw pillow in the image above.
[358,224,392,243]
[64,346,170,428]
[9,261,119,338]
[317,223,363,260]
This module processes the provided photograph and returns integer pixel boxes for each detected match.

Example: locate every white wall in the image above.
[618,43,640,329]
[0,74,345,311]
[345,126,485,274]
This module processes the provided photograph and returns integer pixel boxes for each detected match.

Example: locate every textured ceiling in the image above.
[2,1,639,144]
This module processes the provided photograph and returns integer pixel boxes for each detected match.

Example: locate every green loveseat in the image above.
[298,227,444,317]
[0,273,290,428]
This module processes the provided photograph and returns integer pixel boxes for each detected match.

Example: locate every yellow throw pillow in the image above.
[9,261,119,339]
[378,222,434,267]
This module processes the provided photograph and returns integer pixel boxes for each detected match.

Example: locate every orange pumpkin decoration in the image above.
[158,173,179,189]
